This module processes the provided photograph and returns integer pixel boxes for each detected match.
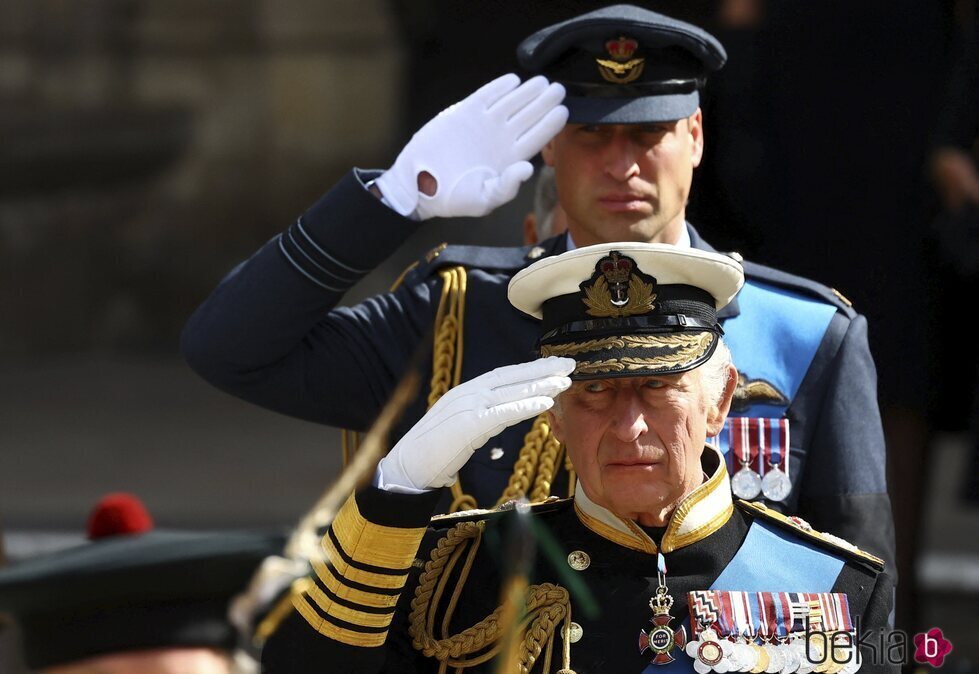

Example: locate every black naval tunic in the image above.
[181,169,894,568]
[260,449,895,674]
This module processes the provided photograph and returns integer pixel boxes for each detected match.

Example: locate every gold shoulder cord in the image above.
[341,265,577,508]
[338,263,578,670]
[408,521,577,673]
[428,266,477,512]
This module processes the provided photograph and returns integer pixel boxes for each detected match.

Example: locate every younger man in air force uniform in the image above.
[261,244,894,674]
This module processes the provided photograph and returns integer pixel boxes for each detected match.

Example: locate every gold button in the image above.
[567,550,590,571]
[567,622,583,643]
[527,246,546,260]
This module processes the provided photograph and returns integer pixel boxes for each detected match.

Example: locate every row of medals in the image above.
[686,629,860,674]
[731,461,792,502]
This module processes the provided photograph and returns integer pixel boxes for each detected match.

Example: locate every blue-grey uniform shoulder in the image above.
[400,237,564,286]
[737,256,857,319]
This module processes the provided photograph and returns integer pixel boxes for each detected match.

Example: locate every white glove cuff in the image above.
[374,169,420,219]
[373,465,432,495]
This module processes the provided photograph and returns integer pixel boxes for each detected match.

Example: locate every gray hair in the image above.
[533,165,559,241]
[699,337,733,406]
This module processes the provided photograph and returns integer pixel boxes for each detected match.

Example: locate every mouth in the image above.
[606,457,662,469]
[597,193,651,213]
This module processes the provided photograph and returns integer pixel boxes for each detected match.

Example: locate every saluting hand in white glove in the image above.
[375,74,568,220]
[376,356,576,493]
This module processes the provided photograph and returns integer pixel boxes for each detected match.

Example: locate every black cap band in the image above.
[563,77,704,100]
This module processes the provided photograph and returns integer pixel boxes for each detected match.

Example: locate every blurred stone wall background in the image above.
[0,0,404,357]
[0,0,535,548]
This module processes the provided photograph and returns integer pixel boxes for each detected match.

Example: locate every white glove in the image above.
[376,356,576,493]
[374,73,568,220]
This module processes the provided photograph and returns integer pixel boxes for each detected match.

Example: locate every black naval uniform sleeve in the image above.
[795,312,896,573]
[832,562,898,673]
[181,170,435,429]
[261,486,442,674]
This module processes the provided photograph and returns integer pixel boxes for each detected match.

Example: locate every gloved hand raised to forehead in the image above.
[374,74,568,220]
[376,356,576,493]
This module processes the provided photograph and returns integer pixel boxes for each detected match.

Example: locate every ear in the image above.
[547,408,565,444]
[706,363,737,436]
[523,212,539,245]
[541,137,557,167]
[688,108,704,168]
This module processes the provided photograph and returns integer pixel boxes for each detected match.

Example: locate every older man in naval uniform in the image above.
[260,244,895,673]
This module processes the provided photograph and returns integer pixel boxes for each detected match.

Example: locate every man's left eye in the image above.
[585,382,608,393]
[643,379,666,389]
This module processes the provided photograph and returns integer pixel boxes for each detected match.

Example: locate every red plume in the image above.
[87,492,154,540]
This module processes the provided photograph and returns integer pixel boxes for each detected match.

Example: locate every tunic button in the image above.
[567,550,590,571]
[527,246,546,260]
[567,622,583,643]
[489,447,504,460]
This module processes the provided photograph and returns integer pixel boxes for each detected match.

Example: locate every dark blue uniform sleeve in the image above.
[180,170,436,429]
[797,313,896,573]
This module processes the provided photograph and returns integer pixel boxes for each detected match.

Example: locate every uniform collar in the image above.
[564,226,691,252]
[687,223,741,320]
[572,445,734,555]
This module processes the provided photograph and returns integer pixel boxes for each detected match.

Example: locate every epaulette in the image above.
[740,258,857,318]
[399,235,565,285]
[429,497,573,529]
[736,500,884,573]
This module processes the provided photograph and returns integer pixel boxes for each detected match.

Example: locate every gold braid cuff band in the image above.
[294,492,427,646]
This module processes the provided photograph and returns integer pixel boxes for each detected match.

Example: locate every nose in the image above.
[603,129,641,182]
[609,390,648,442]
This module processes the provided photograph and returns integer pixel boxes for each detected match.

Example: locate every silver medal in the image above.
[779,640,801,674]
[794,636,816,674]
[736,641,757,672]
[732,467,763,499]
[724,644,740,672]
[761,466,792,501]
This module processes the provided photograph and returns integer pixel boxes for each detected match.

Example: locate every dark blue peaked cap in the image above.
[517,4,727,124]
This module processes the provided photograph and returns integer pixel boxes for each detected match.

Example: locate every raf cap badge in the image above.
[596,36,645,84]
[580,250,657,318]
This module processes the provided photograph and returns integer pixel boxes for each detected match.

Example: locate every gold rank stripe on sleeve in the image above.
[293,492,428,646]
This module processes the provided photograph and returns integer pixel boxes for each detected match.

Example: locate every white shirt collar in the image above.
[565,223,691,251]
